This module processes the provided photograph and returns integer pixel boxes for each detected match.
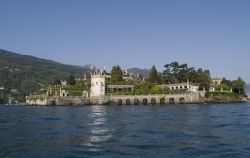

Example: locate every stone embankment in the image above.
[26,92,203,105]
[26,96,90,106]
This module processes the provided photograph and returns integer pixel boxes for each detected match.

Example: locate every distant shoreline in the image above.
[2,100,247,106]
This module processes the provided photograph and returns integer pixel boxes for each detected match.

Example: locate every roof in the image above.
[107,85,134,88]
[211,77,222,80]
[160,82,199,87]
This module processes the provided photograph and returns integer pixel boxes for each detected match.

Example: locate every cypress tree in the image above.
[148,65,159,84]
[67,74,76,85]
[111,65,123,83]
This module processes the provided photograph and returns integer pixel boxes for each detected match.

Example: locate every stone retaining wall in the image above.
[26,92,202,105]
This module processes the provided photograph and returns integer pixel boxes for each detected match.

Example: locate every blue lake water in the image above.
[1,103,250,158]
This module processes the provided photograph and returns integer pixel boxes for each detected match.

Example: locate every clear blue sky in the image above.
[0,0,250,82]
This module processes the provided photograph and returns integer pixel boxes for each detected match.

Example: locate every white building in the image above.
[90,72,105,97]
[61,80,67,86]
[59,89,69,97]
[211,77,222,86]
[160,82,200,92]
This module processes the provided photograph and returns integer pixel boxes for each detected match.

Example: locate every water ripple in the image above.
[1,103,250,157]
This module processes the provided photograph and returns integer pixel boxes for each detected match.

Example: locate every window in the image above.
[96,81,98,85]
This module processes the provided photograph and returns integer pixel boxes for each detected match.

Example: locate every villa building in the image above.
[59,89,69,97]
[160,81,200,92]
[211,77,222,86]
[209,77,233,93]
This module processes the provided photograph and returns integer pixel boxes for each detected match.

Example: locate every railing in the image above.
[109,93,193,98]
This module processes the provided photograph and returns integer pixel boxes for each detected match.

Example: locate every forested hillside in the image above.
[0,49,87,102]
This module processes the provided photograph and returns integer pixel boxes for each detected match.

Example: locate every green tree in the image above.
[149,85,164,94]
[221,78,232,87]
[111,65,123,83]
[162,61,211,90]
[215,83,230,91]
[53,78,61,86]
[148,65,159,84]
[158,73,164,84]
[196,69,210,91]
[163,61,189,83]
[67,74,76,85]
[232,77,246,95]
[133,82,152,94]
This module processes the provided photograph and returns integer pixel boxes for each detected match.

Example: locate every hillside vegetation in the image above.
[0,49,87,102]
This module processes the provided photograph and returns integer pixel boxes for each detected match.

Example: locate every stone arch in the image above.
[126,99,131,105]
[51,100,56,106]
[134,98,140,105]
[160,97,165,104]
[151,98,156,105]
[169,98,175,104]
[118,99,123,105]
[179,97,185,104]
[143,98,147,105]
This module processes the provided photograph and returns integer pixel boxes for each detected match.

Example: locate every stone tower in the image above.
[90,72,105,97]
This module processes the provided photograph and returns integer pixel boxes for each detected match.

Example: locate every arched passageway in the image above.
[126,99,131,105]
[134,98,140,105]
[179,97,185,104]
[143,98,148,105]
[151,98,156,105]
[118,99,123,105]
[160,98,165,104]
[169,98,175,104]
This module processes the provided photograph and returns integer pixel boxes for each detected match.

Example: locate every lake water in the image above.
[1,103,250,158]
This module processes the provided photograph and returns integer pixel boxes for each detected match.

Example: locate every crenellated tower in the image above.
[90,71,105,97]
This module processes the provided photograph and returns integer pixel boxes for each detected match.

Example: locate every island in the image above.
[25,62,247,105]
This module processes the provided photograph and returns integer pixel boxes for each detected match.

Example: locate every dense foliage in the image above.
[133,82,169,95]
[148,65,159,84]
[53,78,61,86]
[111,65,123,83]
[232,77,246,95]
[0,49,88,102]
[221,77,246,95]
[163,61,211,90]
[67,74,76,85]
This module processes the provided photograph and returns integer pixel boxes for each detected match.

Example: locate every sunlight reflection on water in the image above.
[85,106,113,149]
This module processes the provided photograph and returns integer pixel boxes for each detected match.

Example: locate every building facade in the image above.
[160,82,200,92]
[90,72,106,97]
[211,78,222,86]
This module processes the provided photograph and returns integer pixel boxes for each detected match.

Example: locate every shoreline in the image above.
[2,100,248,106]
